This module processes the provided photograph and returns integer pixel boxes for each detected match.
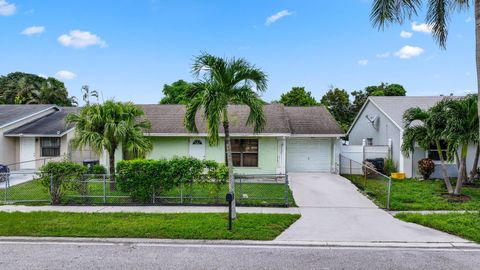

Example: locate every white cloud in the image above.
[0,0,15,16]
[394,45,424,59]
[55,70,77,80]
[21,26,45,36]
[400,30,412,38]
[466,17,473,23]
[265,10,293,26]
[411,22,432,33]
[58,30,107,48]
[357,59,368,66]
[376,52,390,58]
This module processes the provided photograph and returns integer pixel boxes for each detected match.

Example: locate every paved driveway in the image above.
[276,173,467,243]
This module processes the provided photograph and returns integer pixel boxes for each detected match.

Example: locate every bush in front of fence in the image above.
[116,157,228,203]
[37,160,88,204]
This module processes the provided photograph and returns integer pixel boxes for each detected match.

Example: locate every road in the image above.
[0,238,479,270]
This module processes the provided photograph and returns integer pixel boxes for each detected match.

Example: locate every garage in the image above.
[286,138,332,172]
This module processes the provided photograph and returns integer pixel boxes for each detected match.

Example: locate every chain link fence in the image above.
[0,172,294,207]
[339,154,392,209]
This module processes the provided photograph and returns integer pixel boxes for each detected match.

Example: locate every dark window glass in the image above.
[428,141,448,161]
[40,138,61,157]
[226,139,258,167]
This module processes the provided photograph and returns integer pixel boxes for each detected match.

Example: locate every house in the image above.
[347,96,477,178]
[0,104,344,174]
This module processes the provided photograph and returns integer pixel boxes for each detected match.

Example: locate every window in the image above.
[428,141,448,161]
[192,139,203,145]
[227,139,258,167]
[40,138,61,157]
[366,138,373,146]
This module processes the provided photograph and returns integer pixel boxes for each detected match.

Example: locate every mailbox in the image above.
[226,192,234,202]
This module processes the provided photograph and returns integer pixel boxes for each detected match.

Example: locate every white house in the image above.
[347,96,477,178]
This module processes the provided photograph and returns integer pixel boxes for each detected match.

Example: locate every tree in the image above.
[279,87,317,106]
[401,102,456,195]
[159,80,195,105]
[81,85,99,105]
[320,87,353,131]
[370,0,478,143]
[184,53,267,218]
[0,72,75,106]
[66,100,153,190]
[351,83,406,119]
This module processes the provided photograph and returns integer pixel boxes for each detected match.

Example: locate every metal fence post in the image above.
[387,177,392,210]
[284,174,289,207]
[103,174,107,204]
[4,175,8,203]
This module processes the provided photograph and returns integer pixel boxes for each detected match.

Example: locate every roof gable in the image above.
[0,105,55,128]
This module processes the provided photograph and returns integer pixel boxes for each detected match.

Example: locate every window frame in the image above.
[40,137,61,157]
[226,138,259,168]
[427,140,453,164]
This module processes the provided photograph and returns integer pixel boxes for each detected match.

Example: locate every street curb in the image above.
[0,236,477,250]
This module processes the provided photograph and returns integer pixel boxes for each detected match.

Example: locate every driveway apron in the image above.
[276,173,467,243]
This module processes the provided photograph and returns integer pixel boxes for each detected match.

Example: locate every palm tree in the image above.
[401,101,455,194]
[370,0,478,137]
[184,53,267,218]
[443,95,479,191]
[66,100,152,190]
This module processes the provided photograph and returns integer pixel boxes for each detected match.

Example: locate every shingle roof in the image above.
[369,96,459,129]
[139,104,343,135]
[4,107,79,136]
[0,105,54,127]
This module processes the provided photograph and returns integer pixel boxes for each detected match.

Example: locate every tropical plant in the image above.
[401,101,456,194]
[184,53,267,218]
[370,0,478,145]
[81,85,99,105]
[384,157,397,176]
[279,87,317,106]
[418,158,435,180]
[66,100,152,190]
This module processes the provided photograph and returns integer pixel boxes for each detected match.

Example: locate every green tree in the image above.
[159,80,195,104]
[0,72,75,106]
[351,83,406,119]
[370,0,478,139]
[320,87,353,131]
[185,53,267,218]
[66,100,153,190]
[279,87,317,106]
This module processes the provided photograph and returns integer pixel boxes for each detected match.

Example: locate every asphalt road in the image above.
[0,239,479,270]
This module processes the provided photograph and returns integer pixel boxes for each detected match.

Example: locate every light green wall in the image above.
[146,136,278,174]
[147,137,189,159]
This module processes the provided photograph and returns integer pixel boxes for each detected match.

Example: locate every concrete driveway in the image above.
[276,173,468,243]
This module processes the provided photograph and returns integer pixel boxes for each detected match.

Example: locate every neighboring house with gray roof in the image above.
[1,104,344,174]
[347,96,476,178]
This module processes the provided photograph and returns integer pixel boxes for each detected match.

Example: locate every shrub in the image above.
[384,158,397,176]
[201,160,228,201]
[418,158,435,179]
[168,156,205,186]
[90,164,107,175]
[37,160,87,204]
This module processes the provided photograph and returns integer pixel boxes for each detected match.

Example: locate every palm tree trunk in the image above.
[476,0,480,150]
[454,143,468,195]
[108,150,116,191]
[223,121,236,219]
[437,141,454,194]
[468,144,479,183]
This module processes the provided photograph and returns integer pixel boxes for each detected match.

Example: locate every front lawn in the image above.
[396,212,480,243]
[0,212,300,240]
[343,175,480,210]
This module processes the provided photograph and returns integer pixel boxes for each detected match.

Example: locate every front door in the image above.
[189,138,206,160]
[19,137,36,170]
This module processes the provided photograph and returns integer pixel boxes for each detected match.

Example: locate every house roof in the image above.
[139,104,344,136]
[348,96,458,133]
[4,107,79,137]
[0,105,54,128]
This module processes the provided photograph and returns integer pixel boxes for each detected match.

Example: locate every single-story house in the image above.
[0,104,344,174]
[347,96,477,178]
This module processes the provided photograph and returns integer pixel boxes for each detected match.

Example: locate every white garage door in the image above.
[287,138,332,172]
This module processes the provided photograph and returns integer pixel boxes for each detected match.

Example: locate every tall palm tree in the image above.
[370,0,478,136]
[185,53,267,218]
[401,101,455,194]
[444,95,479,191]
[66,100,152,190]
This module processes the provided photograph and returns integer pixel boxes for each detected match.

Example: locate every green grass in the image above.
[0,180,296,207]
[396,212,480,243]
[0,211,300,240]
[343,175,480,210]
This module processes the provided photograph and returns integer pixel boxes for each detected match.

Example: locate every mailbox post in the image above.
[225,192,234,230]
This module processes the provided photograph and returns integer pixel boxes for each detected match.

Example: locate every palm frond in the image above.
[427,0,449,49]
[371,0,420,29]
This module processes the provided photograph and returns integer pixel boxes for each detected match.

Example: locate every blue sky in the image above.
[0,0,475,104]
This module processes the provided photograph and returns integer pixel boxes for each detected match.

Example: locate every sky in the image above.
[0,0,476,105]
